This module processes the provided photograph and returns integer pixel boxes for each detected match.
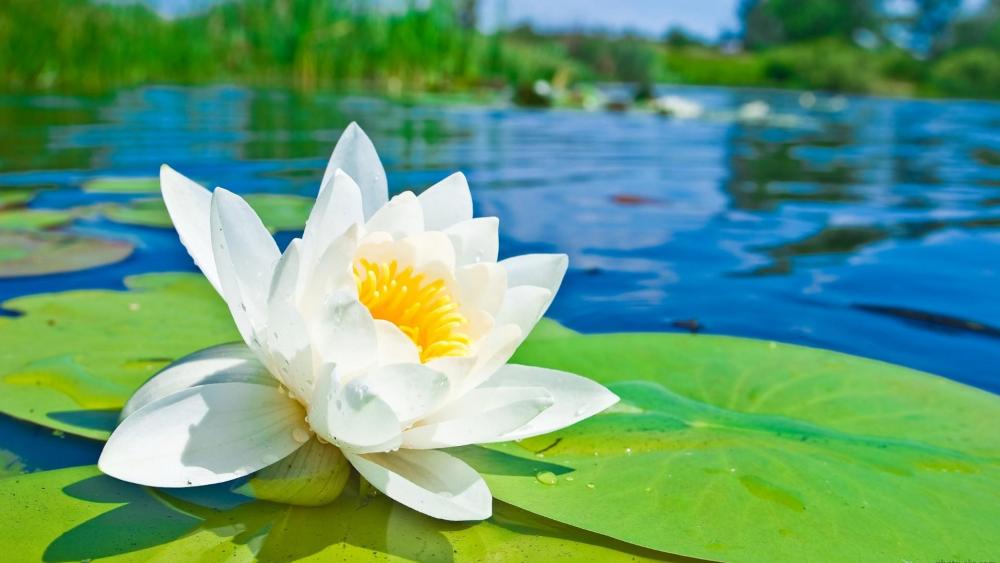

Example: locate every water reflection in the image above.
[0,85,998,393]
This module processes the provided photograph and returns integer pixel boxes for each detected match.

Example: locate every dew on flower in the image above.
[292,427,310,443]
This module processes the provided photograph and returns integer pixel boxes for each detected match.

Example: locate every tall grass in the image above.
[2,0,998,99]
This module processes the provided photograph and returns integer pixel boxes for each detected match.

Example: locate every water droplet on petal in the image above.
[535,471,557,486]
[292,427,310,443]
[263,453,279,465]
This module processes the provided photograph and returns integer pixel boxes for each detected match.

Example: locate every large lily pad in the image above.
[103,194,314,233]
[0,231,134,279]
[451,333,1000,562]
[0,274,238,439]
[0,466,675,562]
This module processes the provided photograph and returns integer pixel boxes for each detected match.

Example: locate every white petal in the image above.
[480,364,620,440]
[321,122,387,220]
[302,169,363,269]
[402,386,551,449]
[494,286,552,338]
[375,320,420,365]
[401,231,456,274]
[297,225,358,319]
[500,253,568,294]
[463,323,523,392]
[425,355,476,392]
[445,217,499,266]
[210,188,280,348]
[361,363,449,424]
[100,382,306,488]
[312,291,377,374]
[345,449,491,521]
[364,191,424,238]
[456,262,506,317]
[267,240,313,400]
[418,172,472,231]
[160,165,221,293]
[308,368,401,453]
[121,343,275,419]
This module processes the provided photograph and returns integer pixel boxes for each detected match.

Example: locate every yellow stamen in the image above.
[354,258,470,362]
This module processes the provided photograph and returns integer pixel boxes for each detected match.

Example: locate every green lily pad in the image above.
[82,177,160,194]
[0,208,77,230]
[0,274,238,439]
[0,466,676,561]
[450,333,1000,562]
[0,231,134,279]
[0,189,39,209]
[103,194,314,233]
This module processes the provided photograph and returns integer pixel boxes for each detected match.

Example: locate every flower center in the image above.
[354,258,470,363]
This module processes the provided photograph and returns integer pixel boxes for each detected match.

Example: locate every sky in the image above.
[478,0,743,40]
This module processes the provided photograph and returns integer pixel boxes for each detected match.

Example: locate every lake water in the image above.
[1,85,998,465]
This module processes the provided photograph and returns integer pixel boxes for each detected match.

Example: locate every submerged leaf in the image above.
[0,466,678,561]
[0,231,133,278]
[0,208,77,230]
[450,333,1000,562]
[0,449,27,478]
[82,177,160,194]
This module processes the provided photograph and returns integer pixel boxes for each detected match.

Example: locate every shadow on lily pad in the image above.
[31,467,687,561]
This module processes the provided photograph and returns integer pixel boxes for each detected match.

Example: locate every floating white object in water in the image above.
[738,100,770,122]
[654,95,703,119]
[533,79,553,98]
[799,91,816,109]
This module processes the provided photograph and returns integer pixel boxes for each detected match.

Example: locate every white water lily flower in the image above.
[99,123,618,521]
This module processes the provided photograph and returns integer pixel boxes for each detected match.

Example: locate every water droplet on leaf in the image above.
[535,471,557,485]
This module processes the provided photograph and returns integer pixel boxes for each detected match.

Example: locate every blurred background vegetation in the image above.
[2,0,1000,99]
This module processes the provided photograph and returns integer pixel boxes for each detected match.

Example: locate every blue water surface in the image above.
[1,84,998,408]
